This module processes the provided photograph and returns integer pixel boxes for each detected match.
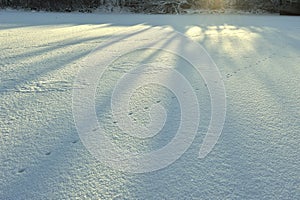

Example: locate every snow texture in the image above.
[0,10,299,199]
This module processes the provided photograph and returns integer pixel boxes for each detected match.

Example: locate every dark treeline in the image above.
[0,0,280,13]
[0,0,142,11]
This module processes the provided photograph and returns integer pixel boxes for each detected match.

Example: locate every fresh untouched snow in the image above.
[0,10,300,199]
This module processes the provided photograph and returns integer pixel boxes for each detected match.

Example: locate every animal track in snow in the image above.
[72,139,79,144]
[224,54,274,80]
[17,168,26,173]
[1,80,75,93]
[20,80,73,93]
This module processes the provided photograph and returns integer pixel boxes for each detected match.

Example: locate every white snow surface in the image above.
[0,10,300,199]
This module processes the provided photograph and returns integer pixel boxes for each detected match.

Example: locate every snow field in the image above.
[0,10,299,199]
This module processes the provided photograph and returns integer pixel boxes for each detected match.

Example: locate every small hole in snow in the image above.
[18,168,26,173]
[72,140,79,144]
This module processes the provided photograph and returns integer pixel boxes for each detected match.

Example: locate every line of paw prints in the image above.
[224,53,275,80]
[14,53,274,175]
[16,138,80,175]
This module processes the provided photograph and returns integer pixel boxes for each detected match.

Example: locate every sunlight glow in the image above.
[185,24,260,56]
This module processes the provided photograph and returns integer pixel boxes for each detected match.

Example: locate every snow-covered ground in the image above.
[0,10,299,199]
